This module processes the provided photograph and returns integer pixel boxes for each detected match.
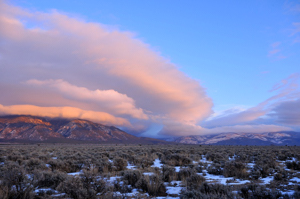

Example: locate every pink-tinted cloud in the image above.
[267,41,286,60]
[291,22,300,35]
[201,74,300,129]
[25,79,148,119]
[0,104,130,126]
[0,1,213,132]
[271,42,281,48]
[268,49,280,56]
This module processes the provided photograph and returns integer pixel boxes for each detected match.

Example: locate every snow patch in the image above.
[259,176,273,184]
[126,162,136,170]
[151,159,163,168]
[143,172,155,176]
[68,171,83,176]
[166,186,184,195]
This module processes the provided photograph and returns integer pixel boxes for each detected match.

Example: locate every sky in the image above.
[0,0,300,138]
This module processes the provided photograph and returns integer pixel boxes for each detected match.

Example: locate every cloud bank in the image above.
[0,1,299,137]
[0,0,212,133]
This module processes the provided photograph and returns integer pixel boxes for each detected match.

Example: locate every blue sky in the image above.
[1,0,300,137]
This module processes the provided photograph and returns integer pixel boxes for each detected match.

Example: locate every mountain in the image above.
[171,132,300,146]
[0,115,166,144]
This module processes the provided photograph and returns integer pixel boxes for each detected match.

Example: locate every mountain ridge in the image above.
[0,115,166,144]
[171,131,300,145]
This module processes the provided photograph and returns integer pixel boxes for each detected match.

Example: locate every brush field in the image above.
[0,144,300,199]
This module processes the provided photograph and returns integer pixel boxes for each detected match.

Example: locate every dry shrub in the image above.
[186,174,206,190]
[24,158,47,172]
[33,170,67,189]
[164,154,192,166]
[181,182,234,199]
[121,170,142,187]
[206,152,224,162]
[273,168,288,181]
[162,166,176,182]
[57,170,106,199]
[57,176,86,199]
[0,164,34,199]
[223,161,248,179]
[286,161,300,170]
[239,184,286,199]
[135,174,166,197]
[47,159,63,172]
[177,168,195,181]
[207,163,223,175]
[113,158,127,171]
[98,158,113,173]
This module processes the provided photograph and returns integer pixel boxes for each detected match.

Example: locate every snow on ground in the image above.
[228,155,236,161]
[246,162,255,168]
[52,193,66,197]
[259,176,273,184]
[67,171,83,176]
[143,172,154,176]
[126,162,136,170]
[281,190,295,195]
[166,186,184,195]
[174,166,181,172]
[151,159,163,168]
[289,177,300,184]
[198,171,250,185]
[114,188,149,197]
[170,181,182,186]
[199,155,212,165]
[106,176,122,184]
[34,188,58,194]
[286,157,297,162]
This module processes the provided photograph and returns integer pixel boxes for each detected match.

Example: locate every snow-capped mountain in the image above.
[172,132,300,145]
[0,115,166,144]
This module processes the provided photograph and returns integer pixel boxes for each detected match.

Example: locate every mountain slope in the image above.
[172,132,300,145]
[0,115,165,144]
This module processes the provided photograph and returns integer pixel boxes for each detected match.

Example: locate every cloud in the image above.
[268,49,280,56]
[292,22,300,35]
[0,1,213,131]
[291,23,300,43]
[0,104,130,126]
[285,1,300,14]
[0,1,298,138]
[270,99,300,125]
[159,121,292,137]
[25,79,148,119]
[199,73,300,129]
[267,41,287,60]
